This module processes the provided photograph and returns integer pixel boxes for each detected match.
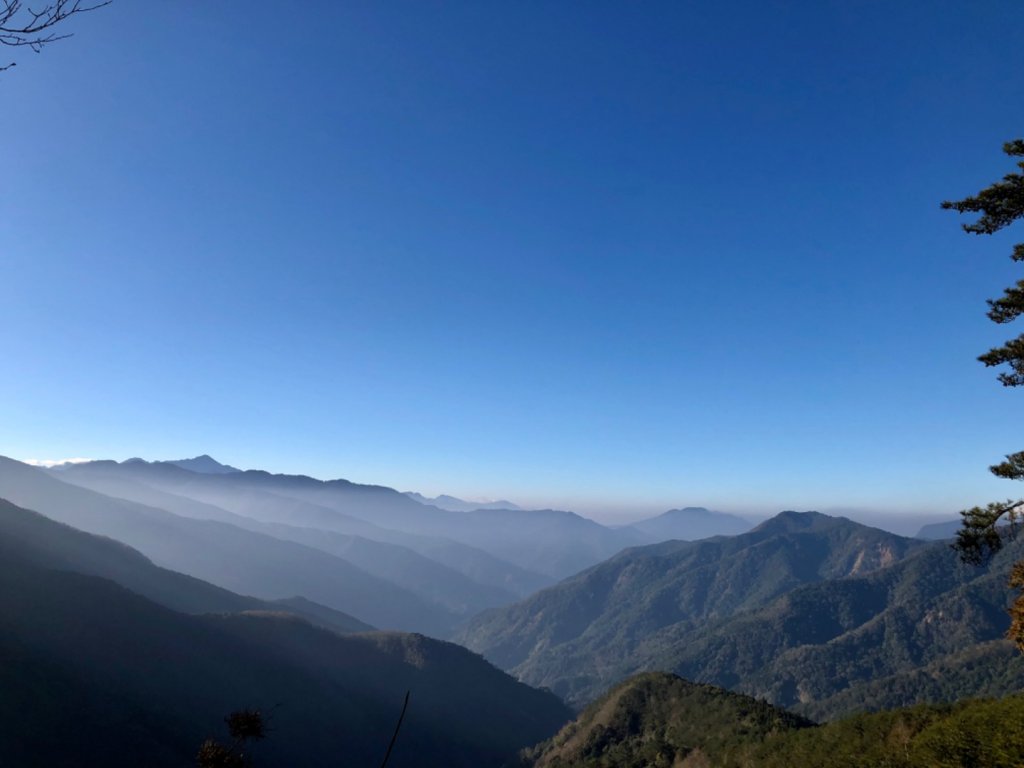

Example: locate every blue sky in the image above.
[3,1,1024,521]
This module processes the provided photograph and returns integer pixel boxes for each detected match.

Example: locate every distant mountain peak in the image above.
[663,506,716,517]
[161,455,241,474]
[628,506,753,541]
[752,510,838,533]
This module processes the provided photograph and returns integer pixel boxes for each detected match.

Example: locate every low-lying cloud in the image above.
[22,457,94,468]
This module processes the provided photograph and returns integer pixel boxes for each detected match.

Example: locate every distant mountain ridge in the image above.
[915,518,961,540]
[62,458,640,579]
[55,458,553,599]
[54,455,786,584]
[0,457,462,634]
[123,454,242,474]
[84,456,773,579]
[163,454,241,474]
[405,491,522,511]
[49,463,520,615]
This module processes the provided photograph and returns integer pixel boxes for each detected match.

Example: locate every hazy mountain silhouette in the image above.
[0,457,459,634]
[56,460,552,598]
[405,491,522,511]
[915,518,961,540]
[626,506,753,541]
[0,496,372,632]
[66,459,640,579]
[163,454,241,474]
[53,464,520,614]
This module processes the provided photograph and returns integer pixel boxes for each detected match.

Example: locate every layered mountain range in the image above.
[458,511,1024,716]
[0,496,569,766]
[0,455,753,635]
[3,451,1022,765]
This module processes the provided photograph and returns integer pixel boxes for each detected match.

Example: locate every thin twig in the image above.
[378,691,410,768]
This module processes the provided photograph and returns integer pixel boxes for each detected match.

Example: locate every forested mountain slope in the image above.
[0,557,571,767]
[457,511,924,703]
[525,672,1024,768]
[463,511,1024,716]
[526,672,811,768]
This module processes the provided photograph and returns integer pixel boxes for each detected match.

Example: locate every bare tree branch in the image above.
[0,0,110,71]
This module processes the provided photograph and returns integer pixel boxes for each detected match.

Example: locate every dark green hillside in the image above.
[740,696,1024,768]
[527,672,1024,768]
[458,511,922,703]
[804,640,1024,720]
[525,672,812,768]
[463,510,1024,715]
[0,557,571,768]
[652,531,1024,718]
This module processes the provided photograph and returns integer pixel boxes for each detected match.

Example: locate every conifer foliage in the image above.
[945,139,1024,648]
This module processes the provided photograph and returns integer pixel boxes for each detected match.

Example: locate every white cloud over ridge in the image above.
[22,457,94,468]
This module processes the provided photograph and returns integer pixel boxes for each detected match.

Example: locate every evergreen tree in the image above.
[944,139,1024,647]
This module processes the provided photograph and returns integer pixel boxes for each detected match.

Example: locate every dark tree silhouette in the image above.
[198,693,411,768]
[197,709,267,768]
[945,139,1024,647]
[0,0,110,72]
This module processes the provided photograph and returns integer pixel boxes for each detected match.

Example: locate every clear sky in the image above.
[3,1,1024,522]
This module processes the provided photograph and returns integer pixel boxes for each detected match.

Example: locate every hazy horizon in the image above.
[15,452,957,534]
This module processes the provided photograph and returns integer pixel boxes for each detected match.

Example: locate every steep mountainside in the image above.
[0,557,571,768]
[649,532,1024,719]
[460,511,1024,716]
[457,511,922,702]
